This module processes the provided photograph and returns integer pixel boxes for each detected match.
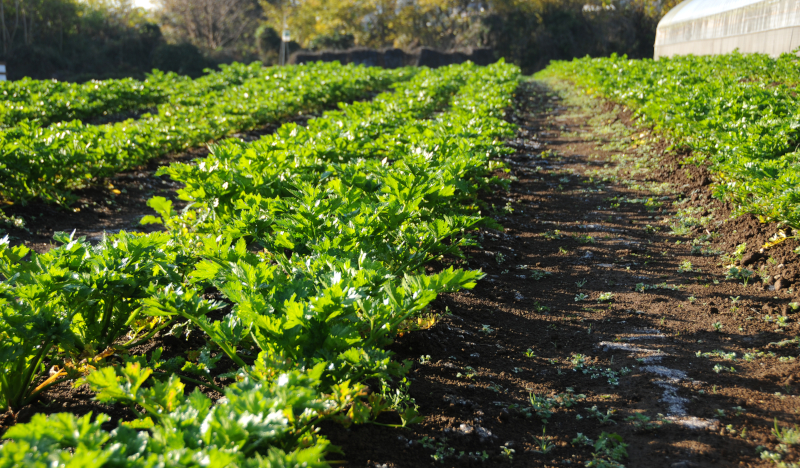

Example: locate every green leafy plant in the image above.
[0,61,522,465]
[531,427,555,454]
[597,292,614,302]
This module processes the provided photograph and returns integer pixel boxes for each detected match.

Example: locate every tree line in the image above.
[1,0,680,80]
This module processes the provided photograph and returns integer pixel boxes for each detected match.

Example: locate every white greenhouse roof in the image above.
[655,0,800,58]
[659,0,770,27]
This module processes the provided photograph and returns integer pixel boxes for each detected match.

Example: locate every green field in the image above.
[0,61,519,466]
[539,52,800,234]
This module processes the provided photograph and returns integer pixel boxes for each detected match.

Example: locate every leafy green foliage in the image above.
[539,51,800,231]
[0,61,520,465]
[0,62,410,204]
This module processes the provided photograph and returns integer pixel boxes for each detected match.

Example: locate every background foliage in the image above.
[0,0,679,80]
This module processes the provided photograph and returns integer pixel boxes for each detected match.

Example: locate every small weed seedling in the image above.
[572,433,593,446]
[587,432,628,467]
[531,427,556,454]
[529,269,552,281]
[456,366,477,379]
[626,413,662,432]
[678,260,699,273]
[598,292,614,302]
[499,445,515,461]
[419,437,456,463]
[588,405,617,425]
[529,392,555,423]
[726,266,754,286]
[772,419,800,445]
[575,292,589,302]
[543,230,562,240]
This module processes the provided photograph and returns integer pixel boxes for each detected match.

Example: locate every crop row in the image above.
[0,61,520,467]
[539,52,800,231]
[0,63,295,128]
[0,62,410,205]
[0,74,166,127]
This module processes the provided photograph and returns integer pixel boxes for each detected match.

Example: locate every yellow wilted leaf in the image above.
[763,230,790,250]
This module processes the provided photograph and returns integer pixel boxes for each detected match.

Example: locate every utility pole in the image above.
[279,13,289,66]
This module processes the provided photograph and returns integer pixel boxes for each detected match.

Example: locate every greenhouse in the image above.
[655,0,800,58]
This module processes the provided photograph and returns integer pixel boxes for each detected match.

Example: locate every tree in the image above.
[155,0,260,52]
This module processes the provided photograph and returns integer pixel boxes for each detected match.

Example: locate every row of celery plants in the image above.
[0,74,168,127]
[0,63,282,128]
[0,62,411,205]
[0,61,520,467]
[537,52,800,232]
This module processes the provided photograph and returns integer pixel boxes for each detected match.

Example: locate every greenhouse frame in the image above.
[655,0,800,58]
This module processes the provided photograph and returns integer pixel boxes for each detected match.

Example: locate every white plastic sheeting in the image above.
[654,0,800,58]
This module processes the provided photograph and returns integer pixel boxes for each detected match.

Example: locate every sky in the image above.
[133,0,155,9]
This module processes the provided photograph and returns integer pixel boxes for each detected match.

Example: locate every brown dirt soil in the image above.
[321,80,800,467]
[2,79,799,468]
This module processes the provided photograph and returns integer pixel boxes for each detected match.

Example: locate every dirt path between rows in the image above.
[327,79,800,467]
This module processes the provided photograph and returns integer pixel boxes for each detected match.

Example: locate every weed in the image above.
[586,432,628,467]
[726,266,754,285]
[626,413,662,431]
[456,366,477,379]
[529,392,555,422]
[575,293,589,302]
[773,419,800,445]
[572,433,593,446]
[531,427,555,454]
[713,364,736,374]
[597,292,614,302]
[576,278,588,288]
[419,437,456,463]
[712,321,723,333]
[678,260,699,273]
[543,230,562,240]
[529,269,552,280]
[500,445,515,460]
[557,387,586,408]
[587,405,617,425]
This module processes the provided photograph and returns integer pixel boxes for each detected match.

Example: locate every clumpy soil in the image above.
[323,80,800,467]
[2,80,799,467]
